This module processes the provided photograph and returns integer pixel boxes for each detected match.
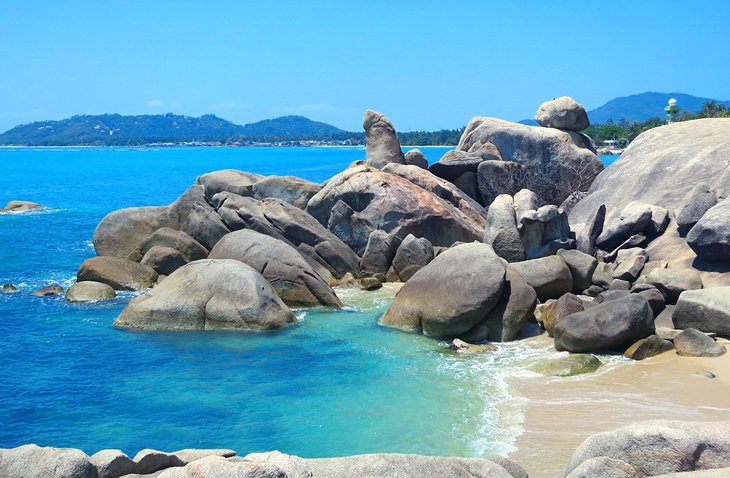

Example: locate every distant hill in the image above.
[0,113,349,146]
[587,92,730,124]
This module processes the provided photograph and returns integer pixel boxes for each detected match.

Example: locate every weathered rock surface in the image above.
[157,456,284,478]
[31,283,64,297]
[359,229,402,276]
[532,353,601,377]
[251,175,322,209]
[576,204,605,255]
[539,292,584,337]
[430,149,494,182]
[673,287,730,336]
[591,262,615,289]
[557,249,598,292]
[484,195,525,262]
[565,420,730,477]
[132,449,185,475]
[391,234,434,282]
[66,281,116,302]
[404,148,428,169]
[0,200,44,213]
[676,184,722,229]
[115,259,296,331]
[381,243,505,339]
[646,268,703,304]
[519,205,572,259]
[171,449,237,465]
[363,109,406,168]
[613,255,646,281]
[93,205,182,258]
[77,256,158,291]
[127,227,208,263]
[513,189,539,222]
[535,96,590,131]
[674,328,727,357]
[209,230,341,307]
[624,334,674,360]
[554,294,654,353]
[509,255,573,300]
[686,197,730,261]
[0,444,96,478]
[90,449,137,478]
[141,246,187,276]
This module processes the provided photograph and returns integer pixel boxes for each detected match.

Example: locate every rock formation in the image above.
[535,96,590,131]
[0,200,44,213]
[363,109,406,168]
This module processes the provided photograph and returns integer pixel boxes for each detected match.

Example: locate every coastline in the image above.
[506,335,730,478]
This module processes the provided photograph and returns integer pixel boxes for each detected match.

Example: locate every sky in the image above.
[1,0,729,133]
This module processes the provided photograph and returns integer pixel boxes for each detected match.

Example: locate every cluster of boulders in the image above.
[0,199,44,213]
[5,418,730,477]
[0,281,117,302]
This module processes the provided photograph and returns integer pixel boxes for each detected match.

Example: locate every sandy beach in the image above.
[508,335,730,477]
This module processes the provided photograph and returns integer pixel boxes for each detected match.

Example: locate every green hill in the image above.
[587,92,730,124]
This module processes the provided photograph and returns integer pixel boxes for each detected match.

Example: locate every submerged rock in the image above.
[31,283,64,297]
[115,259,296,331]
[2,283,18,293]
[0,200,44,213]
[532,353,601,377]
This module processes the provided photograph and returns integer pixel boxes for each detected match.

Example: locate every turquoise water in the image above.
[0,146,616,458]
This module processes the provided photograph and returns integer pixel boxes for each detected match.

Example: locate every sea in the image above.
[0,147,619,458]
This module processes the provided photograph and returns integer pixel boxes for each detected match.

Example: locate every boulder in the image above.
[565,420,730,477]
[596,203,653,251]
[115,259,296,331]
[449,338,498,353]
[251,175,321,209]
[360,277,383,290]
[676,184,721,229]
[430,150,494,182]
[557,249,598,291]
[532,353,601,377]
[686,197,730,261]
[363,109,406,168]
[596,290,631,303]
[155,456,285,478]
[512,189,539,222]
[0,444,96,478]
[609,279,631,291]
[674,329,727,357]
[565,456,639,478]
[540,292,584,337]
[391,234,434,282]
[591,262,615,289]
[454,117,602,206]
[576,204,605,255]
[462,266,537,342]
[612,255,646,281]
[132,449,185,475]
[31,284,64,297]
[0,200,44,213]
[196,169,263,202]
[404,148,428,169]
[519,206,572,259]
[582,285,604,297]
[359,229,402,276]
[616,247,649,264]
[638,288,666,315]
[673,287,730,336]
[93,205,180,258]
[140,246,187,276]
[624,334,674,360]
[483,195,525,262]
[646,268,703,304]
[171,449,237,465]
[483,456,529,478]
[184,202,230,251]
[2,283,18,293]
[306,165,485,255]
[452,172,480,203]
[66,281,116,302]
[509,255,573,300]
[554,294,655,353]
[535,96,590,131]
[77,256,158,291]
[381,243,505,339]
[209,229,341,307]
[128,227,208,263]
[90,449,137,478]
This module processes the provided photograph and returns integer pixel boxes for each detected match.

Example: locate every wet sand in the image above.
[507,335,730,478]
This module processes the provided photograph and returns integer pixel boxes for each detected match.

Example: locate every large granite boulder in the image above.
[0,200,44,213]
[646,268,703,304]
[140,246,187,276]
[359,229,402,276]
[535,96,590,131]
[429,149,499,182]
[391,234,434,282]
[519,205,572,259]
[90,449,137,478]
[624,334,674,361]
[132,449,185,474]
[115,259,296,330]
[66,281,116,302]
[565,420,730,477]
[196,169,263,202]
[554,294,654,353]
[483,194,525,262]
[380,243,505,339]
[209,229,341,307]
[77,256,158,291]
[674,328,727,357]
[93,205,181,258]
[404,148,428,169]
[539,292,584,337]
[363,109,406,168]
[0,444,97,478]
[686,197,730,261]
[576,204,605,255]
[557,249,598,291]
[251,175,322,209]
[306,165,484,255]
[509,255,573,300]
[127,227,208,263]
[676,184,723,229]
[431,116,602,206]
[673,287,730,336]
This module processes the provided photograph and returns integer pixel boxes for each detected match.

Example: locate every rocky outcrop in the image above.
[77,256,158,291]
[686,197,730,261]
[209,230,341,307]
[127,227,209,264]
[535,96,590,131]
[115,259,296,331]
[66,281,116,302]
[554,294,654,353]
[0,200,44,213]
[363,109,406,168]
[380,243,505,339]
[673,287,730,336]
[0,444,97,478]
[306,165,485,255]
[430,115,602,206]
[557,249,598,291]
[565,420,730,477]
[404,148,428,169]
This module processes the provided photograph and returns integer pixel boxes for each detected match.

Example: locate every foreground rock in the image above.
[0,200,44,213]
[209,230,341,307]
[673,329,727,357]
[686,197,730,261]
[673,287,730,336]
[565,420,730,477]
[363,109,406,168]
[381,243,505,339]
[554,294,654,353]
[115,259,296,331]
[532,354,601,377]
[90,449,137,478]
[77,256,158,291]
[0,444,96,478]
[535,96,590,131]
[66,281,116,302]
[624,334,674,360]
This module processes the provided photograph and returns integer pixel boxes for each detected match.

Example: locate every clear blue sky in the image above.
[1,1,729,133]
